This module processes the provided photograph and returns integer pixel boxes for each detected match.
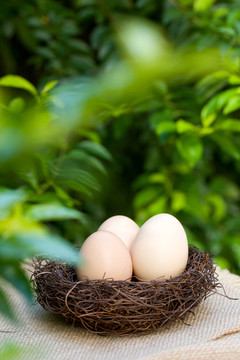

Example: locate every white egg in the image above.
[77,230,133,281]
[98,215,139,250]
[131,213,188,281]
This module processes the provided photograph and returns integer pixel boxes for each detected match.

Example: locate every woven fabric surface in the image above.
[0,268,240,360]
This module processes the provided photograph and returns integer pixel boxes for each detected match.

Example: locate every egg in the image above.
[98,215,139,250]
[77,230,133,281]
[131,213,188,281]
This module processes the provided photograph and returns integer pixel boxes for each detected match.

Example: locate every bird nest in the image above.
[31,247,223,336]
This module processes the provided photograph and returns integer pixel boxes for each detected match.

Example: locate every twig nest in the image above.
[31,247,221,336]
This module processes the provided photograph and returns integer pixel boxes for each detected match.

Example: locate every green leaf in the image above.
[66,150,107,174]
[18,166,39,191]
[171,191,186,212]
[213,7,229,19]
[0,263,33,303]
[218,27,235,37]
[78,129,101,143]
[0,75,38,97]
[205,193,226,221]
[36,47,54,59]
[176,120,198,133]
[146,196,167,216]
[134,187,160,209]
[230,236,240,265]
[215,119,240,132]
[0,343,24,360]
[0,287,15,321]
[156,121,176,135]
[56,180,92,197]
[0,128,25,162]
[223,96,240,115]
[0,231,80,265]
[176,134,203,166]
[53,186,76,207]
[34,153,50,180]
[57,168,101,192]
[201,113,216,128]
[26,203,85,222]
[41,80,58,95]
[8,98,26,113]
[0,189,27,211]
[184,189,207,220]
[0,341,44,359]
[148,173,166,184]
[228,75,240,85]
[77,141,112,161]
[212,134,240,159]
[201,88,238,126]
[194,0,216,11]
[68,39,91,54]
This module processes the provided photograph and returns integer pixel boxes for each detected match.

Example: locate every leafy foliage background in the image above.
[1,0,240,338]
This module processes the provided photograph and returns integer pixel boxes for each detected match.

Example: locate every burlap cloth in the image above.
[1,268,240,360]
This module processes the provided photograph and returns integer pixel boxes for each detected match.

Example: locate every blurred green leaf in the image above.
[201,88,238,126]
[205,193,226,221]
[0,263,32,303]
[41,80,58,94]
[228,74,240,85]
[0,343,23,360]
[8,98,26,113]
[57,168,101,192]
[194,0,216,11]
[55,180,92,197]
[223,96,240,114]
[0,231,80,264]
[34,153,50,180]
[0,189,27,211]
[77,141,112,161]
[231,236,240,266]
[215,119,240,132]
[176,120,198,133]
[18,166,39,191]
[201,113,216,128]
[66,150,107,174]
[0,75,38,97]
[53,185,76,207]
[156,121,176,135]
[0,128,25,162]
[0,342,44,360]
[146,196,167,217]
[68,39,91,54]
[26,203,86,221]
[0,287,15,321]
[176,134,203,166]
[171,191,186,212]
[212,133,240,159]
[134,187,160,209]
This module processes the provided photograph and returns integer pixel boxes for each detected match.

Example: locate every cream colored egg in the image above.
[131,213,188,281]
[77,230,133,281]
[98,215,139,250]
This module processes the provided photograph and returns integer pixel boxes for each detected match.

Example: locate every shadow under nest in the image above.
[31,247,224,336]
